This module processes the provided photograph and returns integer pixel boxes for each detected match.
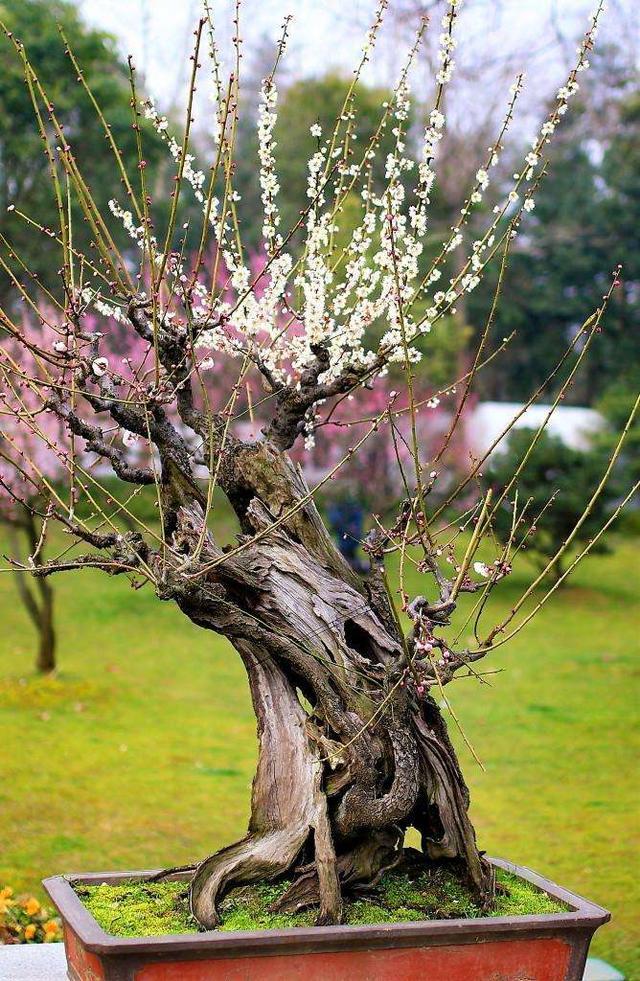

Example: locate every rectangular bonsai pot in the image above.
[43,857,609,981]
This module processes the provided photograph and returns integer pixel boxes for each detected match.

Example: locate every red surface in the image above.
[133,937,572,981]
[65,926,105,980]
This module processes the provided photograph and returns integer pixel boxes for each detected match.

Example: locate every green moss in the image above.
[494,871,568,918]
[76,867,566,938]
[74,881,196,938]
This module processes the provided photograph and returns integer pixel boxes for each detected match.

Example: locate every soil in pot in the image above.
[73,863,566,938]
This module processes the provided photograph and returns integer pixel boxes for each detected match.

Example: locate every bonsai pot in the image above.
[43,857,609,981]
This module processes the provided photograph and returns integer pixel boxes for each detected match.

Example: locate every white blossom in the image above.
[473,561,491,578]
[91,357,109,378]
[257,80,282,249]
[188,0,597,394]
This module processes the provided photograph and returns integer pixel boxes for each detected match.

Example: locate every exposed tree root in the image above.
[147,863,197,883]
[189,650,340,928]
[270,829,403,916]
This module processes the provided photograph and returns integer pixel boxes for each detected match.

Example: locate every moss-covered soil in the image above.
[75,867,566,938]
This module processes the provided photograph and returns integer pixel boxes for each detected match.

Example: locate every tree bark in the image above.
[35,577,56,674]
[8,517,57,674]
[158,439,494,927]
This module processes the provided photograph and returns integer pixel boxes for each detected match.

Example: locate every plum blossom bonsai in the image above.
[0,0,637,931]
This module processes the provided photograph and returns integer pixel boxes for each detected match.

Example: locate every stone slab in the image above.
[0,942,67,980]
[583,956,626,980]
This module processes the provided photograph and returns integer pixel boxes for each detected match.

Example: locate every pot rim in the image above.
[43,856,610,959]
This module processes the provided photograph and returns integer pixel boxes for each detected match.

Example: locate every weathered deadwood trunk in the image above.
[160,439,494,928]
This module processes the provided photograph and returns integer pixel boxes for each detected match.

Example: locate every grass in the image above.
[0,520,638,973]
[76,866,565,938]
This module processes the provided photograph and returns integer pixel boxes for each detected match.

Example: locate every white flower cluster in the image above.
[90,0,603,401]
[142,100,207,203]
[141,97,226,249]
[489,5,601,220]
[79,286,128,324]
[108,199,148,249]
[257,80,281,249]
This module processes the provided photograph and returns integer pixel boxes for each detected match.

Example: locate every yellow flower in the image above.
[24,897,41,916]
[0,887,13,899]
[24,924,37,941]
[0,897,15,914]
[43,919,61,942]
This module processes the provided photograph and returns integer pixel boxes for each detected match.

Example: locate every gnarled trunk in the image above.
[162,439,494,928]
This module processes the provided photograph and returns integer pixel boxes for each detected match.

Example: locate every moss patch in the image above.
[74,881,196,938]
[76,867,566,939]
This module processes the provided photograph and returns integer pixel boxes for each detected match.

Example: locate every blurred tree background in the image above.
[468,53,640,410]
[0,0,166,304]
[483,428,618,584]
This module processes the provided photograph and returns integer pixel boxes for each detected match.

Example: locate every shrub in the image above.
[0,886,62,944]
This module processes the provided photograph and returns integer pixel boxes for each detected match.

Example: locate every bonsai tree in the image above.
[0,0,637,931]
[482,427,618,584]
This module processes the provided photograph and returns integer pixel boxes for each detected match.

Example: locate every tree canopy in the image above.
[0,0,163,301]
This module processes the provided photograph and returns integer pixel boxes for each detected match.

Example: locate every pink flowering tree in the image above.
[1,0,636,929]
[0,314,67,673]
[296,387,472,510]
[0,307,155,672]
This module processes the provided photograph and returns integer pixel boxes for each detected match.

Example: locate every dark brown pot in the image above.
[43,857,609,981]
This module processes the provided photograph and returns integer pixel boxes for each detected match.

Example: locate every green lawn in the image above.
[0,526,638,974]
